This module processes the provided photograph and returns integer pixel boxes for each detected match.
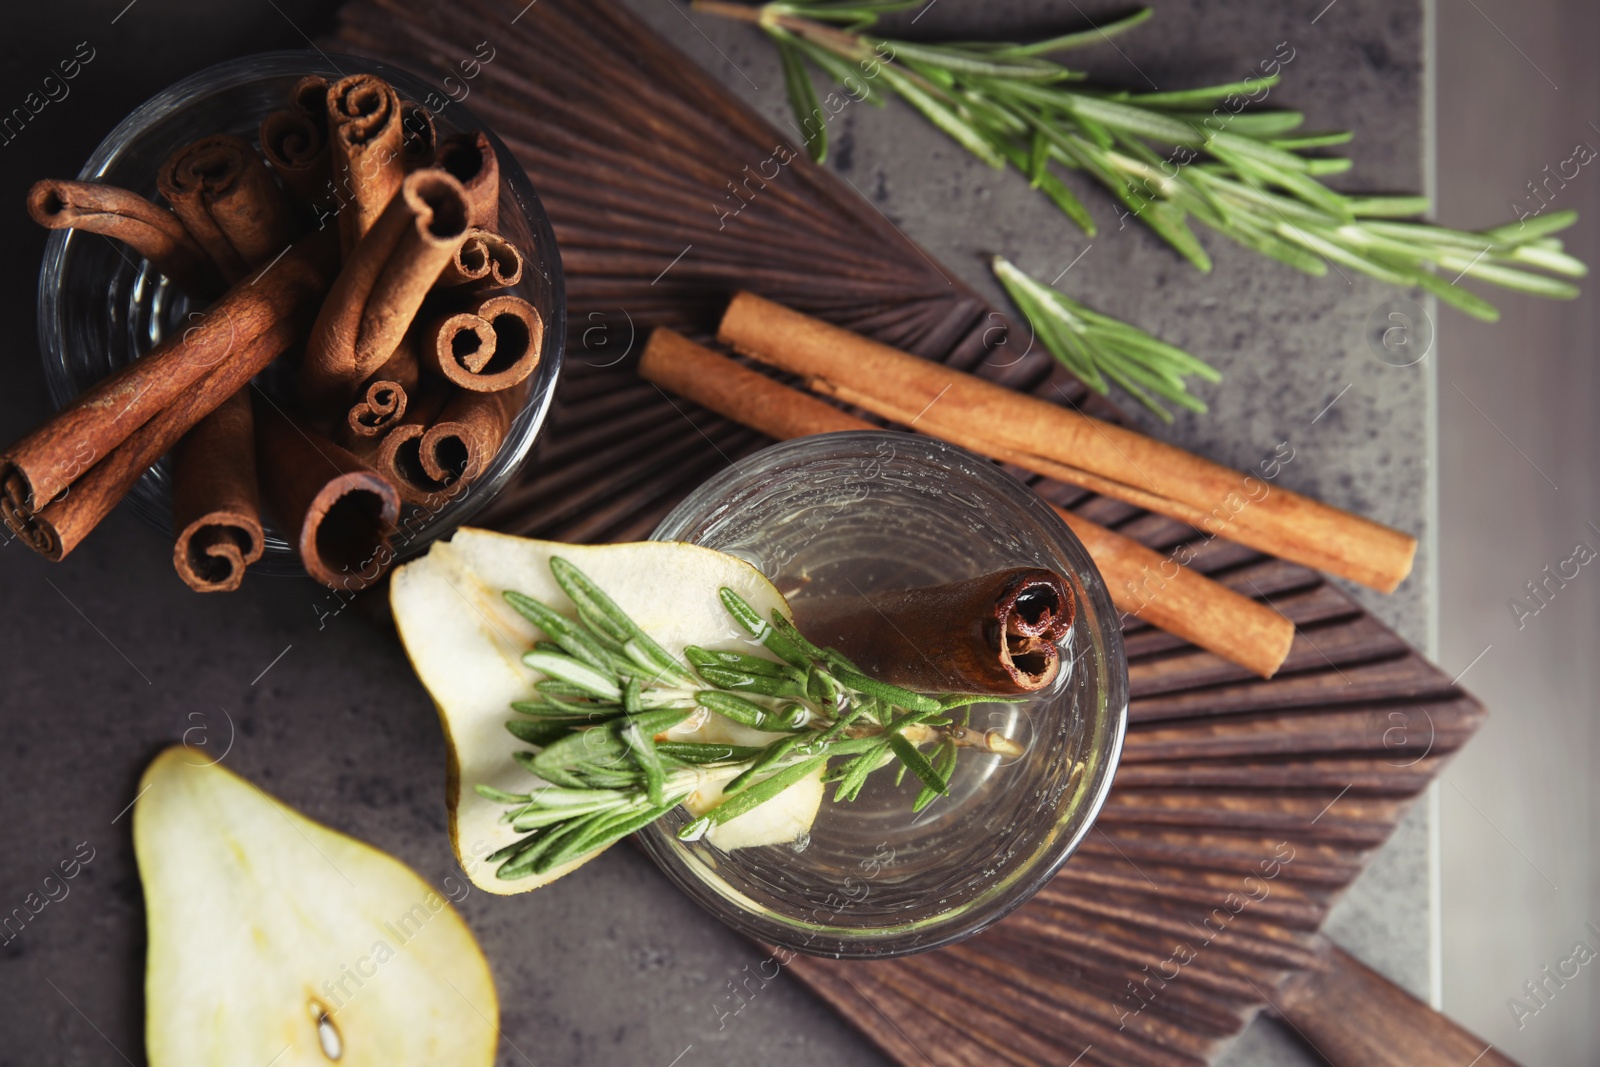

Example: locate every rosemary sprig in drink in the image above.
[480,557,1023,881]
[696,1,1585,328]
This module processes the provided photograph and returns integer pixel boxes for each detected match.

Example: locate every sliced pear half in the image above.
[135,746,499,1067]
[390,528,825,895]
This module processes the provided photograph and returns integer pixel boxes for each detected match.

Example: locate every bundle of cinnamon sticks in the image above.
[5,72,543,593]
[641,295,1422,680]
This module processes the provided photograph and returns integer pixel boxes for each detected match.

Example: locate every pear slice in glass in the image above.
[134,747,499,1066]
[390,528,823,894]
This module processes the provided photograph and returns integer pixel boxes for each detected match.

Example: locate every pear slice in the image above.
[390,528,825,895]
[135,746,499,1066]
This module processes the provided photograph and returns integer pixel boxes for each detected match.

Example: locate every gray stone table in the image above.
[0,2,1434,1065]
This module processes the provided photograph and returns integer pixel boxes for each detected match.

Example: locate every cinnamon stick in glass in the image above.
[351,388,450,507]
[638,328,1297,678]
[300,168,471,418]
[26,179,221,299]
[13,319,310,562]
[418,292,542,392]
[435,130,499,230]
[0,229,339,548]
[419,388,514,486]
[795,568,1075,695]
[254,396,400,591]
[341,336,420,443]
[401,103,437,168]
[326,73,406,257]
[437,228,523,290]
[171,389,264,592]
[719,292,1417,594]
[259,109,331,208]
[157,134,298,283]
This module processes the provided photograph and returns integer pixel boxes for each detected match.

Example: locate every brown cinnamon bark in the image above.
[259,110,331,208]
[157,134,298,283]
[171,389,264,592]
[16,322,306,562]
[419,388,513,485]
[435,130,499,229]
[437,228,523,289]
[300,168,472,418]
[342,337,420,442]
[419,292,542,392]
[401,103,437,168]
[720,292,1418,594]
[638,328,1297,678]
[794,568,1075,694]
[254,395,400,591]
[355,388,451,506]
[26,179,221,299]
[326,73,407,257]
[0,229,339,552]
[290,74,330,116]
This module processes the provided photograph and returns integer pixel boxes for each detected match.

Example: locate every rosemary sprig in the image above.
[992,255,1221,421]
[698,0,1586,325]
[482,558,1024,881]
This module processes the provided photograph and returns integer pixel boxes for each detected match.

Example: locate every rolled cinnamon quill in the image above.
[795,568,1075,694]
[326,73,406,257]
[254,397,400,591]
[401,104,437,168]
[719,292,1418,594]
[26,179,220,299]
[435,130,499,230]
[171,389,264,592]
[342,337,421,442]
[14,319,308,562]
[300,168,472,417]
[157,134,298,282]
[419,389,514,485]
[437,228,523,290]
[638,328,1296,678]
[353,389,450,506]
[419,293,542,392]
[290,74,330,116]
[0,229,339,544]
[259,109,331,208]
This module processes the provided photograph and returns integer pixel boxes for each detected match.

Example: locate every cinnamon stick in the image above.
[342,337,420,442]
[26,179,220,299]
[171,389,264,592]
[638,328,1296,677]
[401,103,437,168]
[157,134,298,282]
[435,130,499,229]
[16,321,308,562]
[326,73,407,257]
[254,395,400,590]
[0,229,339,548]
[259,109,331,208]
[354,388,451,506]
[300,168,472,417]
[719,292,1418,594]
[418,292,543,392]
[419,388,514,485]
[795,568,1074,694]
[437,228,523,290]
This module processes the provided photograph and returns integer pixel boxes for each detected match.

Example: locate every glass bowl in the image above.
[36,51,565,575]
[643,432,1128,958]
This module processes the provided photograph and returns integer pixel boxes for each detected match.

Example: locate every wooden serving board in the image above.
[332,2,1501,1064]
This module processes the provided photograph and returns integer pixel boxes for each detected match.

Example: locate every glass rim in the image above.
[642,431,1130,958]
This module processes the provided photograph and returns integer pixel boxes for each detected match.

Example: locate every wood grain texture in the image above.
[330,2,1495,1063]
